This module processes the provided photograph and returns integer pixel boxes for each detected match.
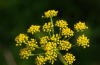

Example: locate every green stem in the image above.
[36,46,44,49]
[71,44,78,47]
[59,29,62,36]
[57,51,68,65]
[63,37,66,40]
[28,52,45,56]
[34,32,46,50]
[35,32,41,40]
[49,31,51,38]
[24,42,27,44]
[50,16,54,36]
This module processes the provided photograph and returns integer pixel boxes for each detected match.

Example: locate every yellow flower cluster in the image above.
[44,42,57,51]
[15,10,90,65]
[39,37,58,64]
[62,27,74,38]
[15,34,29,46]
[77,34,89,48]
[42,22,54,32]
[55,20,68,30]
[57,40,72,51]
[44,42,57,64]
[18,39,38,59]
[26,39,38,51]
[40,36,50,47]
[19,48,31,59]
[50,34,61,42]
[27,25,41,34]
[74,21,88,32]
[42,10,58,18]
[63,53,76,64]
[35,55,47,65]
[45,51,57,64]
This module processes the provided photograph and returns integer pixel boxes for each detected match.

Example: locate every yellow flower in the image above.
[61,27,74,38]
[50,34,61,42]
[27,25,41,34]
[77,34,89,48]
[44,42,57,64]
[45,51,57,65]
[19,47,31,59]
[40,36,50,47]
[35,55,47,65]
[74,21,88,32]
[44,42,57,51]
[42,10,58,18]
[55,20,68,30]
[26,38,38,51]
[63,53,76,64]
[57,40,72,51]
[15,34,29,46]
[42,22,54,32]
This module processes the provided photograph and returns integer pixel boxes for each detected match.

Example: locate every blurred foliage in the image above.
[0,0,100,65]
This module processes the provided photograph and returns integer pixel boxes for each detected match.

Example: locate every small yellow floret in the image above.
[42,22,54,32]
[15,34,29,45]
[50,34,61,42]
[57,40,72,51]
[35,55,47,65]
[55,20,68,30]
[19,48,31,59]
[63,53,76,64]
[40,36,50,47]
[74,21,88,32]
[27,25,41,34]
[61,27,74,38]
[42,10,58,18]
[26,38,38,51]
[77,34,89,48]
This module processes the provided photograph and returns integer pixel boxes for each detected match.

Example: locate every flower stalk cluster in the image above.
[15,10,89,65]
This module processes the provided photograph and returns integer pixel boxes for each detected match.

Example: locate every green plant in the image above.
[15,10,89,65]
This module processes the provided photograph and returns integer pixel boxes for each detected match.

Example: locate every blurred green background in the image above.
[0,0,100,65]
